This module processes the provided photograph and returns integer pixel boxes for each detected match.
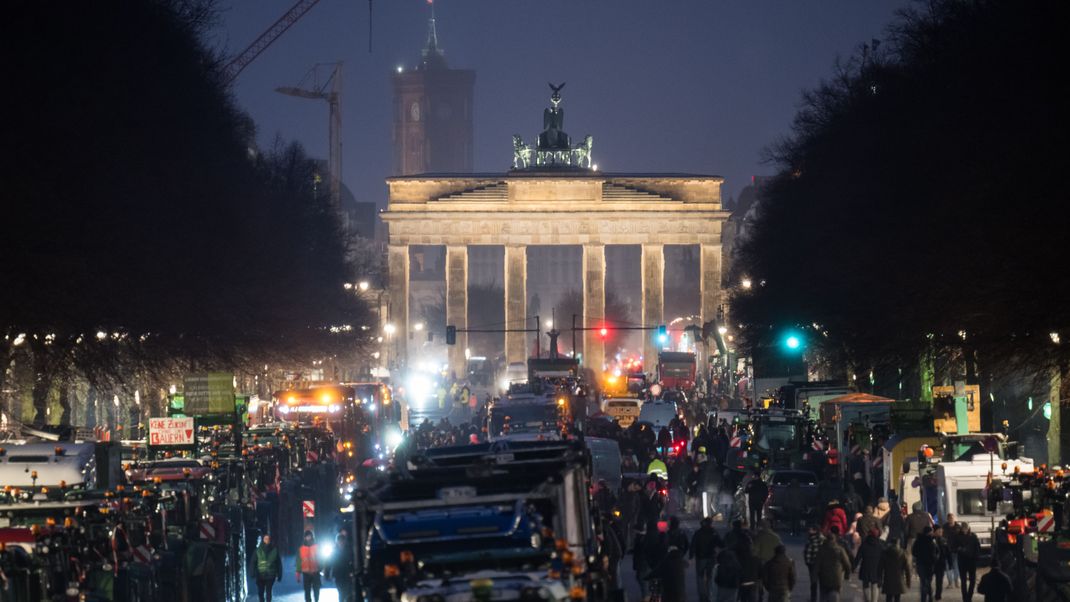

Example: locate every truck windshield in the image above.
[755,424,798,451]
[957,488,1013,516]
[490,404,559,435]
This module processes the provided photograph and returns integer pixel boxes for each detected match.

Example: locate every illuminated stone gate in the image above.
[380,86,730,376]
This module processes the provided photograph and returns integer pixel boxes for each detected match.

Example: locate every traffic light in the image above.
[445,325,456,345]
[781,329,805,352]
[657,325,668,344]
[599,326,609,339]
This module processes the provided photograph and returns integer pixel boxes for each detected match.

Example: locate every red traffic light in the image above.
[599,326,609,338]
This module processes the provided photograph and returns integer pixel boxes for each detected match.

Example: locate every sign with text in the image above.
[148,417,195,447]
[183,372,235,415]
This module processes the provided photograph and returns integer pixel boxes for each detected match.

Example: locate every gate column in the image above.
[700,243,723,326]
[641,244,665,375]
[504,245,528,366]
[387,244,410,370]
[582,244,606,372]
[445,245,468,380]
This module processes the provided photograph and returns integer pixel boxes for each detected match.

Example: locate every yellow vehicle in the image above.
[602,397,641,427]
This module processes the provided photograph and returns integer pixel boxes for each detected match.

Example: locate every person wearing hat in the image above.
[296,530,322,602]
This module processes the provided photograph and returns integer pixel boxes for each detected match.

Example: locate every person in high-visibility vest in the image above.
[254,534,282,602]
[296,530,322,602]
[647,456,669,479]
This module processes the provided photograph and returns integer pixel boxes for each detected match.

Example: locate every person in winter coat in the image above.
[746,473,770,528]
[853,530,884,602]
[877,541,912,602]
[690,517,724,602]
[804,526,826,602]
[657,545,689,602]
[815,527,852,602]
[874,498,892,524]
[254,534,283,602]
[715,547,743,602]
[737,540,764,602]
[762,545,797,602]
[639,521,668,601]
[944,514,961,590]
[856,507,881,543]
[326,530,354,602]
[905,502,933,560]
[822,501,848,538]
[602,515,625,591]
[887,501,907,549]
[666,515,690,555]
[752,519,783,566]
[912,526,940,602]
[724,519,753,556]
[933,525,951,600]
[632,523,655,601]
[619,480,643,551]
[955,523,982,602]
[977,557,1013,602]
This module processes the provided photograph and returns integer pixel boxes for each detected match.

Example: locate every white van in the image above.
[638,400,679,431]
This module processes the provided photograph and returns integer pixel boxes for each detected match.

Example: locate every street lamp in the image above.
[413,322,425,332]
[383,323,397,336]
[717,326,728,336]
[741,278,753,290]
[358,281,370,292]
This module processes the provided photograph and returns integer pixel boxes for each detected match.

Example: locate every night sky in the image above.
[216,0,908,207]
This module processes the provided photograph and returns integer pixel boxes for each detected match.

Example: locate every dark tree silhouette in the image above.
[1,1,370,424]
[732,0,1069,401]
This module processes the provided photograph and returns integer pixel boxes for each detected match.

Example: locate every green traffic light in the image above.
[785,335,801,349]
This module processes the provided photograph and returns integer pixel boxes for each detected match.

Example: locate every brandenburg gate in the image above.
[380,85,730,376]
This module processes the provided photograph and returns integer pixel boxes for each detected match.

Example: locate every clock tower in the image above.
[392,8,475,175]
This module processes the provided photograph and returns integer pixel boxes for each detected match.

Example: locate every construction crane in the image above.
[276,63,343,208]
[222,0,322,85]
[222,0,374,84]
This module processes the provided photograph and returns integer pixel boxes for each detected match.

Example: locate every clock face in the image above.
[410,102,421,122]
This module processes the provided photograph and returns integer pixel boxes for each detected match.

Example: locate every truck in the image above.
[350,440,610,601]
[657,351,696,391]
[486,386,570,442]
[901,433,1031,549]
[726,408,810,473]
[776,381,854,419]
[0,440,123,497]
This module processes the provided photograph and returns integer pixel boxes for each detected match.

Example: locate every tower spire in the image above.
[422,0,442,63]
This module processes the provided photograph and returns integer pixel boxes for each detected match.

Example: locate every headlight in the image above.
[319,542,334,561]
